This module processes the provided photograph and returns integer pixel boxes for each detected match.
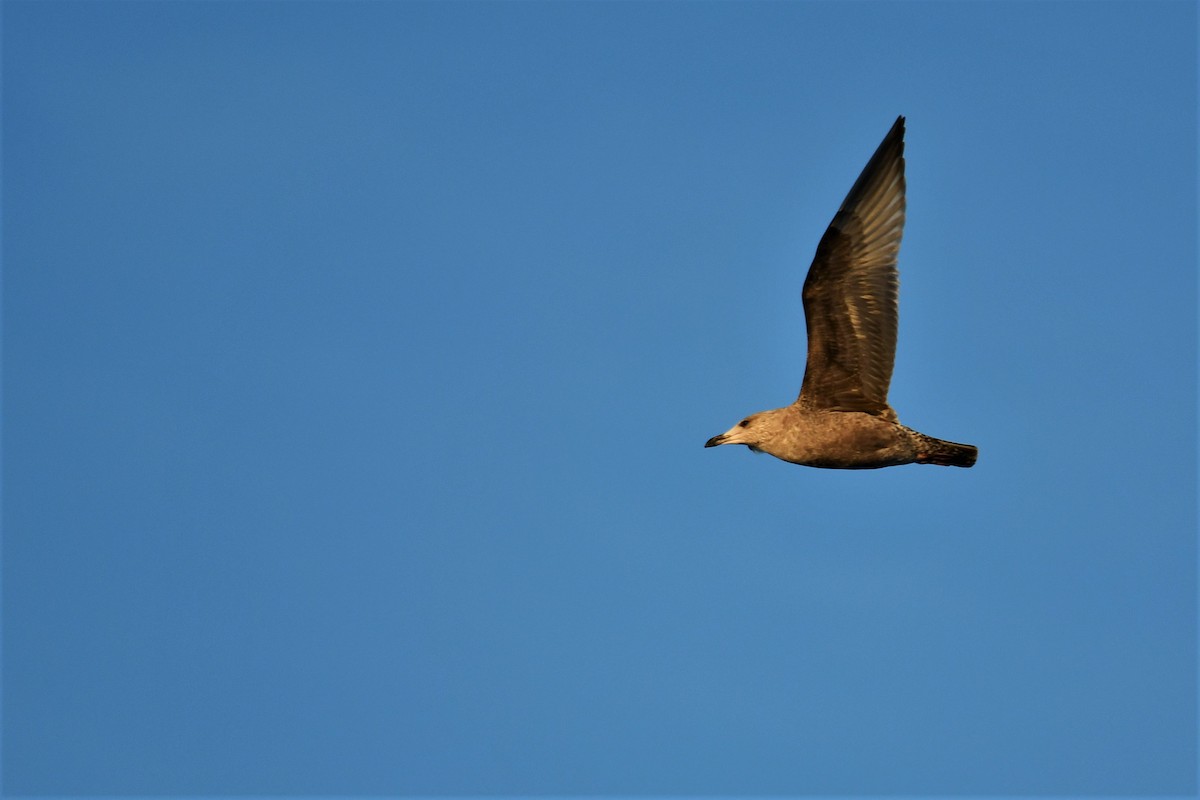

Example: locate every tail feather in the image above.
[915,435,978,468]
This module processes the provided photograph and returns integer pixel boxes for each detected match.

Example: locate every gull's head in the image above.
[705,410,779,452]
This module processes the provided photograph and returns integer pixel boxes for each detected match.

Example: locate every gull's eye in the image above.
[738,419,751,428]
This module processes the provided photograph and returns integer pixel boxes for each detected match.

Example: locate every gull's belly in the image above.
[772,411,916,469]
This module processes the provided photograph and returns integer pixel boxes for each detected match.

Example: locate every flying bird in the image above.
[705,116,977,469]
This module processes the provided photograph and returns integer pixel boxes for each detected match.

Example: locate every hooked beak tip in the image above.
[704,434,726,448]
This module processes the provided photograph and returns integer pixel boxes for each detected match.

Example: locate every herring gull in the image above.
[705,116,977,469]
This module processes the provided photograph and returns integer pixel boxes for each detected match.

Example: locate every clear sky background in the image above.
[3,1,1196,796]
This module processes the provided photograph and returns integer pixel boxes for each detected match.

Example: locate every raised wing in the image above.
[797,116,906,416]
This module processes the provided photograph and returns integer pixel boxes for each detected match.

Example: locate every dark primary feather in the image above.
[797,115,906,417]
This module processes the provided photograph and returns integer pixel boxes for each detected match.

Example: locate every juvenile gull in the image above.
[705,116,977,469]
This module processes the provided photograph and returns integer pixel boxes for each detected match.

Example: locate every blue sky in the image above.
[3,0,1196,795]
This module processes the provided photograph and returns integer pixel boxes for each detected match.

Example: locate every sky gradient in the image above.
[3,0,1197,795]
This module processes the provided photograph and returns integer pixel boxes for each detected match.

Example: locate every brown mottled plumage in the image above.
[705,116,977,469]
